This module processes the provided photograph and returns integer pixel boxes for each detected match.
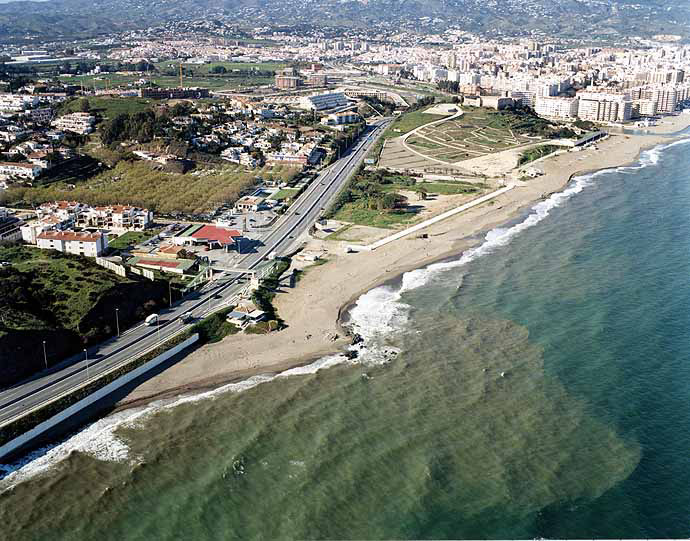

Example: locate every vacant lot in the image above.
[4,161,301,215]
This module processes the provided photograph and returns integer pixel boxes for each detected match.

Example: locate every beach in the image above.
[116,113,690,409]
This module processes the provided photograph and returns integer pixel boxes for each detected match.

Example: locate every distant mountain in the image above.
[0,0,689,42]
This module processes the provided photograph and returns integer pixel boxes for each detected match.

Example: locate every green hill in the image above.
[0,245,170,388]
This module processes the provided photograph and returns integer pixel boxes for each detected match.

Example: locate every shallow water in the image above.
[1,138,690,539]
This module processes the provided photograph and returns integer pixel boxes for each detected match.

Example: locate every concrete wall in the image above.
[0,333,199,462]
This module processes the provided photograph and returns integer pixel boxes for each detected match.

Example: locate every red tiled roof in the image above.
[190,225,241,245]
[37,230,103,242]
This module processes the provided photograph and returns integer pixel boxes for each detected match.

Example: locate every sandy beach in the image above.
[116,113,690,409]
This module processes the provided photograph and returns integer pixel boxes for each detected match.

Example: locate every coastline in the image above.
[114,114,690,412]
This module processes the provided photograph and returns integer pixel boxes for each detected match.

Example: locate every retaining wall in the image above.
[0,333,200,462]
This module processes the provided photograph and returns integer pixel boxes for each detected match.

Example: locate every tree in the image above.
[210,65,227,75]
[77,98,90,112]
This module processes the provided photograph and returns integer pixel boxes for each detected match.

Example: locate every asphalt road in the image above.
[0,118,391,427]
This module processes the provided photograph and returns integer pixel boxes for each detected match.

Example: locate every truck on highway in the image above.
[145,314,159,326]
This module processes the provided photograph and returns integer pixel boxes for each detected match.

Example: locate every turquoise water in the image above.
[1,137,690,539]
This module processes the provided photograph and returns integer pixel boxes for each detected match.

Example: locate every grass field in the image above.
[59,96,155,118]
[60,61,286,92]
[4,161,300,215]
[384,109,450,139]
[271,188,299,201]
[0,245,129,332]
[333,205,420,229]
[108,228,164,251]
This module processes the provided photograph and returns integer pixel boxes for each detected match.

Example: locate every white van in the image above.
[145,314,159,326]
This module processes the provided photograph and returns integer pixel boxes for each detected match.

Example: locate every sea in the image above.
[1,134,690,540]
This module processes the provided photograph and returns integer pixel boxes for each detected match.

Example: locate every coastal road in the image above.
[0,118,391,428]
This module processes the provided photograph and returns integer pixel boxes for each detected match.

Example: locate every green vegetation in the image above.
[251,258,291,330]
[3,161,299,215]
[271,188,300,201]
[59,97,154,119]
[108,228,164,251]
[191,308,240,344]
[0,245,170,386]
[518,145,562,165]
[384,110,448,139]
[327,168,486,228]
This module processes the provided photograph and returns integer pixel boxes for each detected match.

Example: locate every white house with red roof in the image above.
[36,230,108,257]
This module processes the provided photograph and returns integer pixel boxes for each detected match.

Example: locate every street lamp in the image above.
[115,308,120,337]
[42,340,48,370]
[156,316,161,343]
[84,348,90,381]
[168,281,173,308]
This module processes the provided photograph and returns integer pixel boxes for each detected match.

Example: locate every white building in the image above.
[298,92,350,111]
[0,93,39,112]
[36,230,108,257]
[577,91,632,123]
[535,96,579,119]
[321,111,361,127]
[0,162,42,179]
[51,112,95,135]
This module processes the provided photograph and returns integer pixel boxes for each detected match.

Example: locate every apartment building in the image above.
[51,112,96,135]
[0,208,23,243]
[577,91,632,123]
[535,96,579,119]
[75,205,153,232]
[321,111,361,127]
[36,230,108,257]
[631,86,679,114]
[275,75,301,89]
[0,93,38,112]
[0,162,42,179]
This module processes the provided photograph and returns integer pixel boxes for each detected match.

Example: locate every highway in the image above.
[0,118,391,427]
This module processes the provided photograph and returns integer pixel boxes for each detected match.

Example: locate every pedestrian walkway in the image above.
[347,184,516,252]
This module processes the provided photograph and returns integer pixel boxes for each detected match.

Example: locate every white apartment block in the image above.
[577,91,632,123]
[0,93,39,112]
[535,96,579,119]
[0,162,42,179]
[51,112,95,135]
[36,230,108,257]
[321,111,361,127]
[75,205,153,232]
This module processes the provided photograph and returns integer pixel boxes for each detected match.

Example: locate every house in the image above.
[234,195,266,213]
[226,308,267,328]
[126,256,196,275]
[36,230,108,257]
[0,162,42,179]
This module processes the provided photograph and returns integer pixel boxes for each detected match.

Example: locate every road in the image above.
[0,118,391,428]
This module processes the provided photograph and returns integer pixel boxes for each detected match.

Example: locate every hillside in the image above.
[0,0,688,41]
[0,245,171,388]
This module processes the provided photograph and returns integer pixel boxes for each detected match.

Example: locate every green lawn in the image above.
[334,205,420,229]
[108,228,163,251]
[271,188,300,201]
[59,96,155,118]
[384,109,450,139]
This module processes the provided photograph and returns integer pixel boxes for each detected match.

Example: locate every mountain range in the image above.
[0,0,688,42]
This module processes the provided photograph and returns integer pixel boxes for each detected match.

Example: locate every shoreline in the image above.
[114,114,690,413]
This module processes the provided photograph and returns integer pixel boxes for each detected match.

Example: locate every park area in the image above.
[378,105,566,175]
